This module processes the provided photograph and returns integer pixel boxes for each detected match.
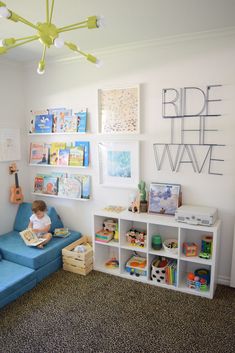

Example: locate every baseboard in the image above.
[217,275,230,286]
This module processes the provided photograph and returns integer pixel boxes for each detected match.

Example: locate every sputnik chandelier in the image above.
[0,0,104,74]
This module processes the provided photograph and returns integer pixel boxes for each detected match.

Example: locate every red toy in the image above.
[183,242,198,256]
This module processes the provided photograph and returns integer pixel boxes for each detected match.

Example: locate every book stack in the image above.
[95,229,114,243]
[31,108,87,134]
[53,228,70,238]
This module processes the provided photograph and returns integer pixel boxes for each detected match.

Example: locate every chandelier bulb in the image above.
[95,59,103,68]
[96,16,105,28]
[37,67,45,75]
[0,6,10,19]
[54,37,64,49]
[37,60,45,75]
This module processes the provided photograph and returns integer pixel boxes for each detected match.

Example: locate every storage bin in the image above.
[62,236,93,275]
[151,257,168,283]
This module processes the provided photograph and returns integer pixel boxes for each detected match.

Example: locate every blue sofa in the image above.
[0,202,81,309]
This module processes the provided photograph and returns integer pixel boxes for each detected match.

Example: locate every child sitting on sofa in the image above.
[28,200,52,248]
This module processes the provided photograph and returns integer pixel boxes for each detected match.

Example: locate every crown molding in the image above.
[24,26,235,68]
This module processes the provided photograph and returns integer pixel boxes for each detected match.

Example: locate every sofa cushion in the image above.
[13,202,64,233]
[35,256,62,283]
[0,230,81,269]
[0,279,36,309]
[0,259,36,301]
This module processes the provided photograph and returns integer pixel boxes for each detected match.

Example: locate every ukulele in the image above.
[9,163,24,204]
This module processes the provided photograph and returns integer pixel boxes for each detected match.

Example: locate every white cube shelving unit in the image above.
[93,209,221,299]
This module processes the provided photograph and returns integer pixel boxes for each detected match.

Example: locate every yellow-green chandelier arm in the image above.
[16,14,38,29]
[46,0,49,23]
[5,9,38,30]
[0,46,7,54]
[8,36,39,49]
[58,16,98,33]
[0,35,38,47]
[58,24,88,33]
[58,20,87,32]
[15,35,39,43]
[37,44,47,74]
[64,41,86,57]
[0,2,37,28]
[49,0,55,24]
[0,36,39,54]
[41,44,47,62]
[64,41,98,64]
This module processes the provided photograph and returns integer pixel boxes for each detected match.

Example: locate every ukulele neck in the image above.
[15,173,19,188]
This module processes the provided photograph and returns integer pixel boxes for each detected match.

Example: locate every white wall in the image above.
[23,31,235,284]
[0,60,29,233]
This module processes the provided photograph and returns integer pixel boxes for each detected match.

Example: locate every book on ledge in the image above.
[19,229,46,247]
[53,228,71,238]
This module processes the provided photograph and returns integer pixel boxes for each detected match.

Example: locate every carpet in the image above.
[0,270,235,353]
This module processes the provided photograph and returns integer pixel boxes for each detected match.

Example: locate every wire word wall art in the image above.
[153,85,225,176]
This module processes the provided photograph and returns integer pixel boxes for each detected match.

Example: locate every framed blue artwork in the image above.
[98,141,139,188]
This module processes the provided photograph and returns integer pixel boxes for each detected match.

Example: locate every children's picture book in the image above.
[48,108,66,133]
[56,109,73,133]
[29,109,49,133]
[63,116,77,133]
[43,176,58,195]
[58,176,82,199]
[75,141,90,167]
[68,174,91,199]
[80,175,91,199]
[50,142,66,165]
[35,114,53,133]
[29,143,49,165]
[148,183,181,215]
[58,148,70,166]
[20,229,46,247]
[75,109,87,133]
[69,146,84,166]
[34,175,44,193]
[53,228,71,238]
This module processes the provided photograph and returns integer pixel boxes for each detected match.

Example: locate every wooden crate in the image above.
[62,236,93,275]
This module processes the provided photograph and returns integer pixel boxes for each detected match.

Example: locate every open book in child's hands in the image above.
[19,229,46,247]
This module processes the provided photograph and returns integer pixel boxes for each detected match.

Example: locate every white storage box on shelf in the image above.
[93,208,221,299]
[175,205,218,226]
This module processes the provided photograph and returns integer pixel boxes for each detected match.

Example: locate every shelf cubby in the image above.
[178,260,212,298]
[93,242,120,276]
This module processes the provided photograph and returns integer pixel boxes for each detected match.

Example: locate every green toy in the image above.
[138,180,146,202]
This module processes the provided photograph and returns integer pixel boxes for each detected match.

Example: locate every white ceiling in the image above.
[0,0,235,62]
